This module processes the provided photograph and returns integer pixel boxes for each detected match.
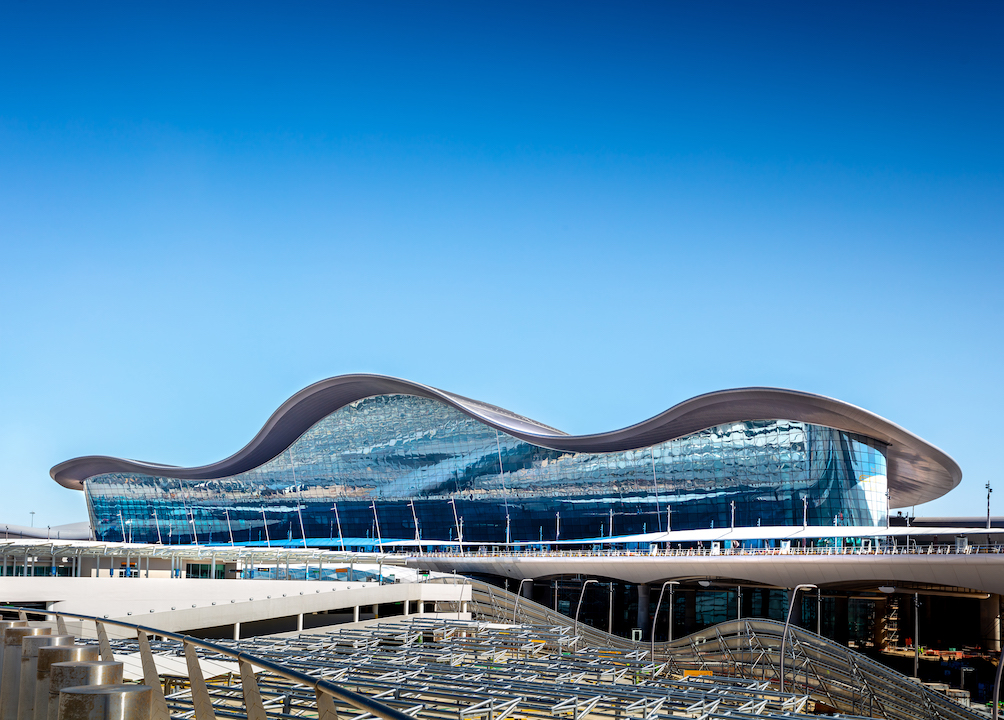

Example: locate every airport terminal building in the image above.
[51,374,961,546]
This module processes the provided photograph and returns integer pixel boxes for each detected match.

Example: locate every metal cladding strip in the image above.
[49,373,961,508]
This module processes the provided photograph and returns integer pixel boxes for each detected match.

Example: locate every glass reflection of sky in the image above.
[86,394,888,544]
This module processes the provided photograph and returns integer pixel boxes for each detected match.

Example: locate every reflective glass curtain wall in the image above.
[85,394,888,544]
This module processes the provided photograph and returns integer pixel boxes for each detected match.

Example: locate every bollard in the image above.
[35,647,98,720]
[0,624,27,686]
[48,663,123,720]
[18,637,73,720]
[1,628,50,720]
[57,685,150,720]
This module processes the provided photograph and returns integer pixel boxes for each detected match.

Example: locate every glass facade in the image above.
[84,393,888,545]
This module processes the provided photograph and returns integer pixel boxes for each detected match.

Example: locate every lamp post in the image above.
[152,510,163,545]
[992,638,1004,720]
[408,500,422,554]
[780,583,816,693]
[650,580,680,662]
[983,480,991,530]
[449,499,463,550]
[29,511,35,528]
[574,579,598,641]
[513,578,532,622]
[260,506,271,548]
[225,508,235,546]
[370,501,383,550]
[332,503,345,552]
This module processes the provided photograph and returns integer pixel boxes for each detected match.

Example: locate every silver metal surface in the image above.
[238,660,265,720]
[134,632,167,720]
[1,628,50,720]
[182,643,215,720]
[50,374,960,507]
[35,647,99,720]
[56,684,150,720]
[48,663,123,720]
[0,624,26,686]
[18,636,73,720]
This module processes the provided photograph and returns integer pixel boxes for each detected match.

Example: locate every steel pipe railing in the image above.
[0,606,411,720]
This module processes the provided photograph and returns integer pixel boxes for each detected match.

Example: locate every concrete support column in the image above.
[980,594,1001,653]
[403,600,410,616]
[834,596,849,646]
[352,606,360,623]
[873,598,888,651]
[233,623,240,641]
[741,586,753,619]
[637,584,650,638]
[296,614,303,632]
[417,600,425,615]
[371,604,379,620]
[684,589,697,634]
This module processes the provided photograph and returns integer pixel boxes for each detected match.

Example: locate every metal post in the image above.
[183,642,217,720]
[449,499,462,550]
[512,579,531,623]
[240,660,266,720]
[669,583,676,641]
[48,662,126,720]
[370,502,383,550]
[779,584,816,693]
[332,503,345,553]
[57,685,151,720]
[914,593,920,678]
[574,580,598,643]
[650,581,678,662]
[18,635,72,720]
[135,630,169,720]
[993,637,1004,720]
[225,509,234,547]
[1,628,50,720]
[608,582,614,634]
[989,482,994,531]
[408,501,422,554]
[35,645,99,720]
[260,507,271,548]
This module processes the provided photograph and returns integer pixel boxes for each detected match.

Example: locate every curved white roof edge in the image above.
[50,373,961,508]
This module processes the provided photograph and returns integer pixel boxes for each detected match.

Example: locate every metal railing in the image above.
[1,605,412,720]
[460,579,983,720]
[404,542,1004,557]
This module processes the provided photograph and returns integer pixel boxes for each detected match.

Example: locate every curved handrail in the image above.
[460,579,982,720]
[0,605,412,720]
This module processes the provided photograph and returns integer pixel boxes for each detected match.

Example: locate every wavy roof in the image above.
[50,374,961,508]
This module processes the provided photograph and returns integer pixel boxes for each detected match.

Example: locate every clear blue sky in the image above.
[1,2,1001,526]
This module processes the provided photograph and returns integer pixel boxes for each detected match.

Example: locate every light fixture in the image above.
[878,586,896,594]
[699,580,711,587]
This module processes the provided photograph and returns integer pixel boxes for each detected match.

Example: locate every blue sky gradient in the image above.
[1,2,1001,526]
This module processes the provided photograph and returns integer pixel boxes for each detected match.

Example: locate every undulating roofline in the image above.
[50,373,962,508]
